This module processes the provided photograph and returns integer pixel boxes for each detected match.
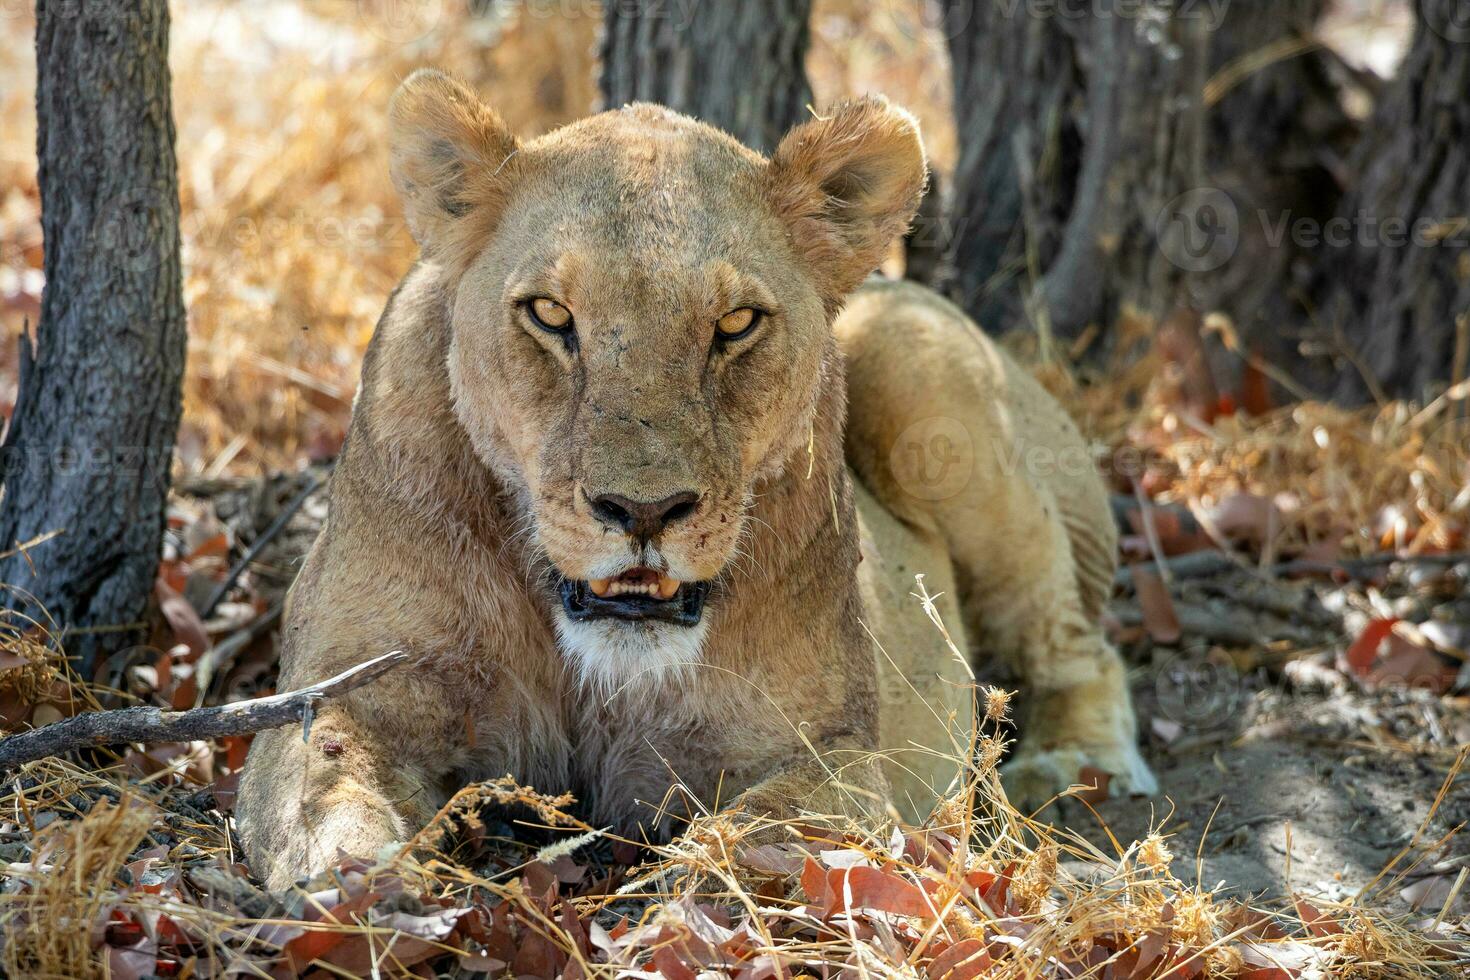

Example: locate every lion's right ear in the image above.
[389,69,520,256]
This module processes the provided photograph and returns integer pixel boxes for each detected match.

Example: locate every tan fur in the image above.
[235,70,1153,890]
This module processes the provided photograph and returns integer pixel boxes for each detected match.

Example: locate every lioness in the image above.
[236,70,1156,889]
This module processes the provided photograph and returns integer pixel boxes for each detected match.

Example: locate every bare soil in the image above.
[1064,637,1469,914]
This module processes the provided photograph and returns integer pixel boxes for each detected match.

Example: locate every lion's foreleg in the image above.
[236,705,443,890]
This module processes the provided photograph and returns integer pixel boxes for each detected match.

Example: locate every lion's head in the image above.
[388,70,925,685]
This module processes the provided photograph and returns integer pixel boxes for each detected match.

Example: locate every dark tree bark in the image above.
[1187,0,1358,387]
[1204,0,1351,221]
[0,0,186,673]
[600,0,813,152]
[1313,1,1470,403]
[937,0,1209,344]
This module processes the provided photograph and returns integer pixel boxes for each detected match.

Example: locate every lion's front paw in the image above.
[1001,740,1158,814]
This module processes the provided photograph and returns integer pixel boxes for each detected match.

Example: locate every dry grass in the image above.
[0,704,1462,977]
[0,774,156,979]
[0,600,1460,976]
[1023,312,1470,562]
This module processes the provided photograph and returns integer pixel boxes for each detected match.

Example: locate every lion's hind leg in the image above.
[961,535,1159,810]
[836,279,1156,811]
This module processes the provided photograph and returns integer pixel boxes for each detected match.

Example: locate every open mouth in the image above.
[558,567,710,626]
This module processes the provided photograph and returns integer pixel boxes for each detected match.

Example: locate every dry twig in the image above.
[0,650,406,769]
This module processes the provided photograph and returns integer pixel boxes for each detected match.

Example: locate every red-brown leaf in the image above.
[652,944,698,980]
[188,532,230,561]
[928,938,992,979]
[832,866,933,917]
[1368,634,1457,694]
[282,891,378,972]
[154,578,210,659]
[1346,618,1398,675]
[800,856,831,912]
[1131,566,1182,644]
[1293,896,1345,937]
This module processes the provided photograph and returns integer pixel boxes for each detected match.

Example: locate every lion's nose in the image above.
[589,490,700,541]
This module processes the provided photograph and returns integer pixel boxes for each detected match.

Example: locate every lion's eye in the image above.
[716,307,760,340]
[528,298,573,333]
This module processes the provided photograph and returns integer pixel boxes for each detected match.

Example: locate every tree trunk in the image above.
[1185,0,1357,391]
[1314,2,1470,403]
[0,0,186,673]
[937,0,1209,345]
[599,0,813,152]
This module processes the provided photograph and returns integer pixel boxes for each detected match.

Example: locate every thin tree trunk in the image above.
[600,0,813,152]
[939,0,1209,344]
[0,0,186,673]
[1314,2,1470,403]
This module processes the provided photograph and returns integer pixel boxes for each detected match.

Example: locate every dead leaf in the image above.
[739,843,809,876]
[1401,874,1467,912]
[281,890,379,972]
[1201,493,1282,549]
[1072,767,1112,806]
[1292,896,1344,937]
[928,938,992,979]
[187,531,230,561]
[154,578,210,659]
[1346,617,1399,675]
[833,865,933,917]
[1367,634,1457,694]
[106,945,159,980]
[1151,717,1184,744]
[1131,566,1182,644]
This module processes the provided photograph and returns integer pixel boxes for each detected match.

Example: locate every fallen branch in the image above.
[1275,552,1470,580]
[0,650,407,770]
[1112,602,1319,648]
[1114,550,1470,589]
[200,471,327,618]
[1114,550,1241,587]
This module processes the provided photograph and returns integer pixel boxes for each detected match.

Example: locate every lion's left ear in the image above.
[766,97,927,309]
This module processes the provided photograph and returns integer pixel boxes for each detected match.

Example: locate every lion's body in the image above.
[235,74,1152,890]
[842,279,1151,813]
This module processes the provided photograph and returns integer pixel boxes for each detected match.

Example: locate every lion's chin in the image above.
[552,604,711,694]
